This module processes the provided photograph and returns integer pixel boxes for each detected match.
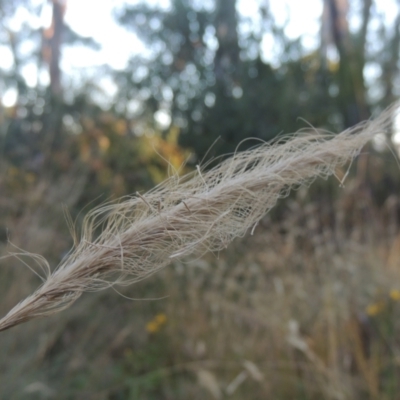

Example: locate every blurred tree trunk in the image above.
[323,0,371,127]
[43,0,66,96]
[40,0,67,159]
[382,7,400,106]
[214,0,240,89]
[323,0,374,187]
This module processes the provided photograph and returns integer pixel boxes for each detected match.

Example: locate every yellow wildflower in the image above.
[146,321,159,334]
[146,313,167,334]
[366,301,385,316]
[390,290,400,301]
[155,313,167,325]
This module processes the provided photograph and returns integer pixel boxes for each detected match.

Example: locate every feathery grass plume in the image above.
[0,104,398,332]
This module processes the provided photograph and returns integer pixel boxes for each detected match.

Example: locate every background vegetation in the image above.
[1,0,400,398]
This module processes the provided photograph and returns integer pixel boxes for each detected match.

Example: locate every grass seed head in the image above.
[0,104,398,332]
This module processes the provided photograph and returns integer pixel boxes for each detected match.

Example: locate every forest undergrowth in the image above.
[1,149,400,399]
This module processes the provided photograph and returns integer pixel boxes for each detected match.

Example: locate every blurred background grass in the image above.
[1,0,400,398]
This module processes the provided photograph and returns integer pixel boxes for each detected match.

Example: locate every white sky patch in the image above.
[0,46,14,70]
[261,33,280,66]
[375,0,399,26]
[39,1,53,28]
[393,108,400,145]
[99,76,118,98]
[363,62,382,83]
[154,109,171,129]
[88,76,119,108]
[64,0,146,71]
[2,88,18,107]
[270,0,322,43]
[62,46,104,70]
[237,0,260,23]
[7,7,32,31]
[21,63,39,87]
[39,69,50,87]
[123,0,171,9]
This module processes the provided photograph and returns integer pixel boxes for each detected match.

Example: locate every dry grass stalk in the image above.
[0,105,398,332]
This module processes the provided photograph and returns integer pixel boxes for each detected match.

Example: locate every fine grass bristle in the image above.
[0,104,398,332]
